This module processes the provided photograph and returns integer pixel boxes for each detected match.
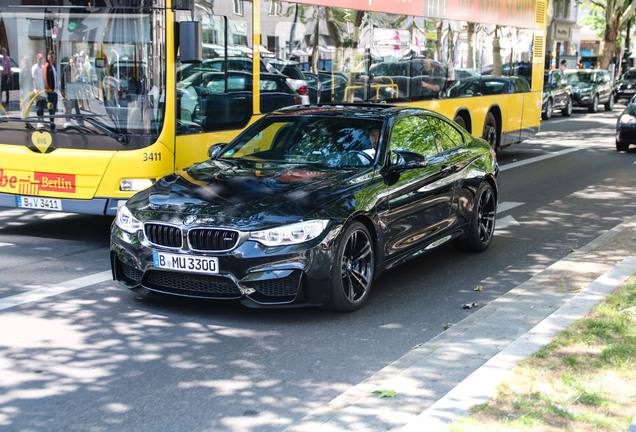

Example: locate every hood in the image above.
[616,80,636,87]
[570,81,593,88]
[126,159,371,228]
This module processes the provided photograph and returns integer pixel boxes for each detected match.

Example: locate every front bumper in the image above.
[0,193,124,215]
[110,223,342,308]
[572,92,592,107]
[615,85,636,101]
[616,124,636,144]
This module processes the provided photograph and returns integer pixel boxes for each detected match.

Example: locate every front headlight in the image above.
[116,205,143,234]
[619,113,636,125]
[249,220,329,247]
[120,178,155,192]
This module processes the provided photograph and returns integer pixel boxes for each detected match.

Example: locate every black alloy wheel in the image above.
[562,97,572,117]
[327,221,374,311]
[482,112,498,150]
[456,182,496,252]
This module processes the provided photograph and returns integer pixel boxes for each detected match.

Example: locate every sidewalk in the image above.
[285,215,636,432]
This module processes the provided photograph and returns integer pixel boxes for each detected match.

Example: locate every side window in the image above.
[513,78,531,93]
[389,116,438,158]
[427,116,464,151]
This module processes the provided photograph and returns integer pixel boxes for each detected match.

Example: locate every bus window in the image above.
[427,116,464,152]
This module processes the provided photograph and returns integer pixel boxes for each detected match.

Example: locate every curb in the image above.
[399,255,636,431]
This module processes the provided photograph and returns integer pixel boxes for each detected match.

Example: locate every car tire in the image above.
[456,182,497,252]
[605,95,614,111]
[561,97,572,117]
[542,99,553,120]
[588,94,599,113]
[326,221,374,312]
[616,139,629,152]
[482,112,498,150]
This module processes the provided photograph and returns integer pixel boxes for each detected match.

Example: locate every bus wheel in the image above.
[482,112,498,150]
[453,115,468,132]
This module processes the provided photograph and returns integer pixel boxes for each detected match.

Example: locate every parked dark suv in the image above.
[614,69,636,103]
[542,69,573,119]
[565,69,614,113]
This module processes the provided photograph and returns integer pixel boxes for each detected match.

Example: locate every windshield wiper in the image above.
[1,115,129,145]
[64,114,129,145]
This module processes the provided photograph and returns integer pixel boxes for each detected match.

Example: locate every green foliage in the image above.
[373,389,396,398]
[579,0,607,38]
[449,277,636,431]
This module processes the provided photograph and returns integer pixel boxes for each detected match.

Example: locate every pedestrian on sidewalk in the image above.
[43,51,58,128]
[1,47,11,105]
[31,53,46,126]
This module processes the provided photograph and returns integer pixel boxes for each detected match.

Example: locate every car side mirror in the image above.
[389,150,429,171]
[208,143,228,159]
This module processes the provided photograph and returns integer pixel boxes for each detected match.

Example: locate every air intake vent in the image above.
[534,35,545,60]
[536,0,547,25]
[145,223,182,248]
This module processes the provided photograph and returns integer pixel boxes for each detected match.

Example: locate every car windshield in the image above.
[622,70,636,80]
[543,73,551,91]
[219,116,384,168]
[566,72,594,83]
[0,5,165,136]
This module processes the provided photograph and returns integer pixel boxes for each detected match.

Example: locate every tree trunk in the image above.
[598,19,620,69]
[325,7,343,71]
[597,0,636,70]
[493,27,502,75]
[352,10,364,49]
[467,23,475,69]
[311,8,319,73]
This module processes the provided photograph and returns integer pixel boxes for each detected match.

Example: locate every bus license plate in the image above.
[17,196,63,211]
[153,252,218,274]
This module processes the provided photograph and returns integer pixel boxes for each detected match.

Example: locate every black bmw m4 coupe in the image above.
[111,104,498,311]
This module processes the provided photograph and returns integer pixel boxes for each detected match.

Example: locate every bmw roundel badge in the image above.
[183,215,197,225]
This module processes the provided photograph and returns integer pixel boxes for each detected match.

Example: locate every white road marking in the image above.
[496,215,520,230]
[497,201,524,213]
[500,147,581,171]
[0,271,111,311]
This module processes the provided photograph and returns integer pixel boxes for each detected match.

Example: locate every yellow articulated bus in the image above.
[0,0,546,215]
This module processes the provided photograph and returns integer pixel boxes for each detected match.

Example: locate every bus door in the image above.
[503,78,531,146]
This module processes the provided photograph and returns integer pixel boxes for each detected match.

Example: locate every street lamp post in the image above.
[622,18,632,73]
[623,2,633,75]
